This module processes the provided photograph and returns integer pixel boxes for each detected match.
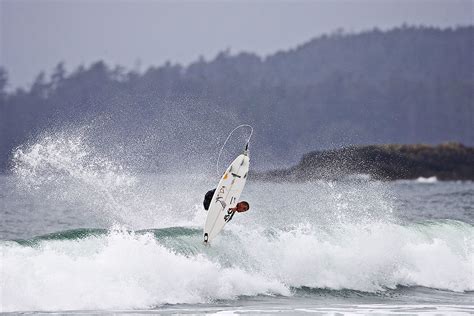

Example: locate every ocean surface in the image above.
[1,136,473,314]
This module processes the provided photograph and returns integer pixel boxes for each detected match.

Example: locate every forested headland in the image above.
[1,26,473,172]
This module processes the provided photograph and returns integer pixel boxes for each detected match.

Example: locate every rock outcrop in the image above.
[255,143,474,181]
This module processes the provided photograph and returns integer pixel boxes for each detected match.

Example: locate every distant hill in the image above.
[254,143,474,181]
[1,26,473,172]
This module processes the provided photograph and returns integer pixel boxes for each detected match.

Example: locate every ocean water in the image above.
[1,134,473,314]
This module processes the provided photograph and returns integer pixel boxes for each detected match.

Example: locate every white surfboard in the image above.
[203,153,249,243]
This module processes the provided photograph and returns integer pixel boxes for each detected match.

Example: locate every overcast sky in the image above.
[1,0,472,90]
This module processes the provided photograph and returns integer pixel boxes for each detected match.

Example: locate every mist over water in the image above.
[1,125,473,313]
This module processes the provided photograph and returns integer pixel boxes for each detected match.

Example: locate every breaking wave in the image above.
[1,220,472,312]
[3,126,473,312]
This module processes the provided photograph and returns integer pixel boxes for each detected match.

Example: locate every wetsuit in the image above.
[203,188,216,210]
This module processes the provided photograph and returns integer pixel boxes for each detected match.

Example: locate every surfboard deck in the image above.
[203,153,249,243]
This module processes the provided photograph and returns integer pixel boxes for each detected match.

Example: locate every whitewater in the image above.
[1,132,473,314]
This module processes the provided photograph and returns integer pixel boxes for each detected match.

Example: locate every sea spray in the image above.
[12,129,138,225]
[9,128,208,230]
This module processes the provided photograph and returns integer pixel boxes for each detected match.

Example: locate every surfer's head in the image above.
[235,201,250,212]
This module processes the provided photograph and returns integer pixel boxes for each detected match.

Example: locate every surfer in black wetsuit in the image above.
[203,189,249,221]
[203,189,216,210]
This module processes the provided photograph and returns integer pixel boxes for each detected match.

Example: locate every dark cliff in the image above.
[255,143,474,181]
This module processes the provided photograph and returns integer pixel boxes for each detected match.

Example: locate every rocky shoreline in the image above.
[254,143,474,181]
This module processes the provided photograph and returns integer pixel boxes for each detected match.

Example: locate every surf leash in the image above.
[216,124,253,176]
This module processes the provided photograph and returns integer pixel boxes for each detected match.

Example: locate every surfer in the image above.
[203,188,249,219]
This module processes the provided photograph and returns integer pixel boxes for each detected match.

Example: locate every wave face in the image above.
[1,128,474,312]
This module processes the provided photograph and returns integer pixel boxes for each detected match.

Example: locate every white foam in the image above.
[0,228,288,312]
[416,176,438,183]
[232,220,474,293]
[1,220,473,312]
